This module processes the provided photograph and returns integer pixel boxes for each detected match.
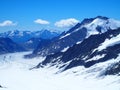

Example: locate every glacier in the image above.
[0,52,120,90]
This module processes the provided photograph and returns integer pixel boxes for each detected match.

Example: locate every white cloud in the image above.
[0,20,16,27]
[34,19,50,25]
[55,18,79,28]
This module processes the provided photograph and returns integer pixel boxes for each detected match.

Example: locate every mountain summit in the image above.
[32,16,120,56]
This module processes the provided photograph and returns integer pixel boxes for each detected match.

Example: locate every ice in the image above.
[0,52,119,90]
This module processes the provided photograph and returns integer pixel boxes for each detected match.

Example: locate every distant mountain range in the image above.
[0,29,60,43]
[0,29,60,50]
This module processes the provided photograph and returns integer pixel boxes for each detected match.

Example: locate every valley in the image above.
[0,52,119,90]
[0,16,120,90]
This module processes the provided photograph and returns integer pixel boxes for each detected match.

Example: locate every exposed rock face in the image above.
[36,28,120,75]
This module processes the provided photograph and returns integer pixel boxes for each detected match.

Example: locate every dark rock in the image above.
[0,37,25,54]
[36,28,120,74]
[105,61,120,75]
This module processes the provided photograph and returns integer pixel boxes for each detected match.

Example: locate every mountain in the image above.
[36,28,120,75]
[35,29,60,39]
[0,38,25,54]
[0,85,2,88]
[0,16,120,90]
[32,16,120,56]
[22,38,51,50]
[0,29,60,43]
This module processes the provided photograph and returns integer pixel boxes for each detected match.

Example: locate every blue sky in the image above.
[0,0,120,32]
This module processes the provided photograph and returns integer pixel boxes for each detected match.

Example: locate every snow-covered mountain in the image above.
[32,16,120,56]
[36,28,120,75]
[0,29,60,43]
[0,38,25,54]
[0,16,120,90]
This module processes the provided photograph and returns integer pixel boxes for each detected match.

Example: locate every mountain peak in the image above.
[95,16,109,20]
[81,16,109,25]
[81,18,94,25]
[31,16,120,57]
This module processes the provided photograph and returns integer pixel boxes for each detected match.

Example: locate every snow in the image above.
[85,54,106,62]
[26,40,33,44]
[84,18,107,36]
[8,31,23,37]
[59,33,71,39]
[97,34,120,51]
[9,31,15,37]
[18,31,23,36]
[77,18,120,38]
[58,18,120,41]
[107,19,120,29]
[0,52,120,90]
[61,46,69,52]
[76,41,82,44]
[26,31,31,34]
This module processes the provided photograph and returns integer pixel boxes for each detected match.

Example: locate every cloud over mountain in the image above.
[55,18,79,28]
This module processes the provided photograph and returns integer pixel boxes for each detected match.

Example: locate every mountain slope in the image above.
[32,16,120,56]
[0,52,119,90]
[22,38,51,51]
[0,38,25,54]
[36,28,120,75]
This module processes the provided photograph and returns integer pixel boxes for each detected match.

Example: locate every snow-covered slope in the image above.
[59,16,120,39]
[32,16,120,56]
[96,33,120,51]
[37,28,120,75]
[0,52,120,90]
[83,18,120,37]
[60,16,120,39]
